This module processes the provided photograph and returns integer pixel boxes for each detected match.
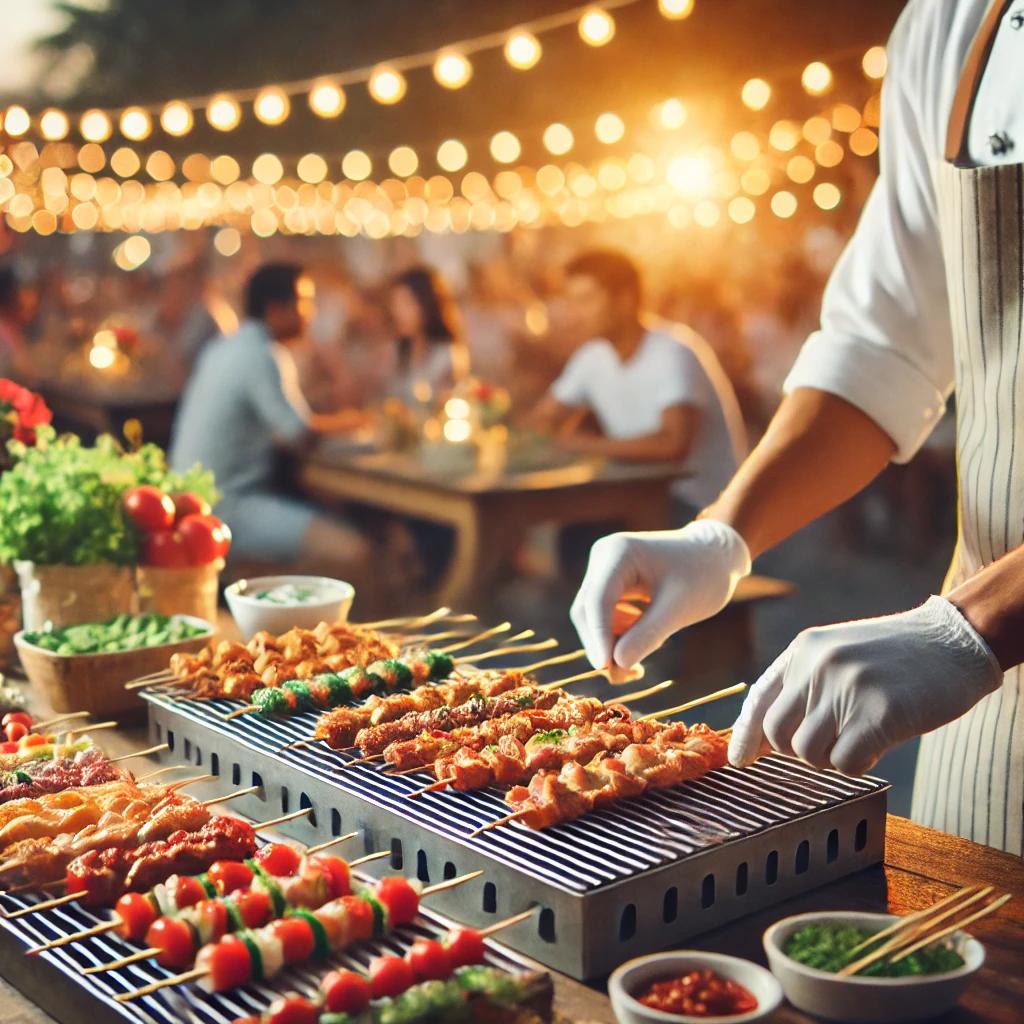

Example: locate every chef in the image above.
[571,0,1024,855]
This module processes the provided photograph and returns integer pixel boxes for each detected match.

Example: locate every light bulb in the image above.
[437,139,468,172]
[659,0,694,18]
[579,7,615,46]
[505,31,541,69]
[161,101,193,136]
[369,65,407,104]
[490,131,521,164]
[39,109,69,141]
[309,80,345,117]
[595,112,625,144]
[120,107,152,141]
[433,50,472,89]
[80,109,112,142]
[207,95,241,131]
[802,61,833,96]
[543,123,574,155]
[254,87,290,125]
[741,78,771,110]
[3,106,30,137]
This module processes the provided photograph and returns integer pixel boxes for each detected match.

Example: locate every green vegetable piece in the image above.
[56,643,75,656]
[21,632,39,646]
[282,680,315,711]
[425,651,454,680]
[454,966,523,1005]
[237,930,264,981]
[253,688,290,717]
[316,673,352,708]
[148,631,170,646]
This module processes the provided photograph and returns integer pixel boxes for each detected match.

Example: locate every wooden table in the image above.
[300,449,680,607]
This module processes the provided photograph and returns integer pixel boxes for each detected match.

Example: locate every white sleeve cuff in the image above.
[783,330,948,464]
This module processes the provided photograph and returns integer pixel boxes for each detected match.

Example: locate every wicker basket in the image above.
[137,561,223,624]
[15,562,137,632]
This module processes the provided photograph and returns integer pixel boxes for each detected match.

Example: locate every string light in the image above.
[769,120,800,152]
[207,95,241,130]
[437,139,468,172]
[490,131,521,163]
[787,155,815,183]
[389,146,418,177]
[741,78,771,110]
[120,107,151,140]
[254,87,290,125]
[543,123,574,155]
[342,149,372,180]
[110,147,141,177]
[4,106,30,136]
[730,131,759,161]
[802,61,833,96]
[297,153,328,183]
[579,7,615,46]
[862,46,887,80]
[253,153,284,184]
[771,190,797,218]
[814,182,841,209]
[433,50,472,89]
[595,112,625,144]
[369,65,406,104]
[161,101,193,136]
[659,0,694,18]
[309,79,345,117]
[728,196,755,223]
[39,109,69,141]
[80,110,112,142]
[505,30,541,69]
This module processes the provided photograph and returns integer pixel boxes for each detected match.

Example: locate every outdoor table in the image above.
[299,448,680,607]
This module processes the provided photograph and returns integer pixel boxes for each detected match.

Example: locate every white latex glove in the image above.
[728,595,1004,776]
[570,519,752,672]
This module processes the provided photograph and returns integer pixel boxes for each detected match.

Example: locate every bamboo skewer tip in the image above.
[201,785,261,807]
[407,776,455,798]
[421,869,484,896]
[470,810,525,837]
[3,891,83,919]
[115,967,208,1002]
[108,743,169,764]
[478,907,539,937]
[348,850,391,867]
[305,831,359,854]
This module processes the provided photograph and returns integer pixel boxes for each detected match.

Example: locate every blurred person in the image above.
[386,266,469,404]
[170,263,371,578]
[529,249,746,518]
[568,0,1024,854]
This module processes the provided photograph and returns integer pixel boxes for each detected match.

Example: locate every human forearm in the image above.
[562,432,691,462]
[947,546,1024,671]
[702,388,896,558]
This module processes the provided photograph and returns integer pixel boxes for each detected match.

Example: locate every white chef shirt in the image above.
[784,0,1021,463]
[550,324,744,509]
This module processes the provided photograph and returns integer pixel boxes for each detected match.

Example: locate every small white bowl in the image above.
[609,951,783,1024]
[224,575,354,641]
[763,911,984,1023]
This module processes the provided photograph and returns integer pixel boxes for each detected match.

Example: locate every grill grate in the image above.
[0,864,547,1024]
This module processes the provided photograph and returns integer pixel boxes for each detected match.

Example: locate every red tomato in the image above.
[308,854,350,899]
[0,741,18,755]
[165,874,209,910]
[369,955,415,999]
[407,939,451,981]
[143,529,192,568]
[4,721,28,743]
[20,733,46,748]
[207,859,255,896]
[321,969,372,1014]
[178,514,231,565]
[2,712,32,730]
[266,997,319,1024]
[232,890,273,929]
[268,917,315,963]
[199,899,229,941]
[254,843,301,877]
[124,485,176,532]
[446,928,486,967]
[197,936,252,992]
[114,892,158,941]
[146,917,196,970]
[374,877,419,926]
[172,491,211,521]
[341,895,375,941]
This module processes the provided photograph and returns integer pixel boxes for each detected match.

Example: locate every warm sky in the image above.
[0,1,67,94]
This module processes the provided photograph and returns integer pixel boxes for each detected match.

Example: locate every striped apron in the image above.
[910,10,1024,852]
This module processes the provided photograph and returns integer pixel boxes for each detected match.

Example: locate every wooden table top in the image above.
[304,446,682,496]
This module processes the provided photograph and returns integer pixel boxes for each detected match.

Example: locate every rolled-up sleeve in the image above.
[784,0,953,463]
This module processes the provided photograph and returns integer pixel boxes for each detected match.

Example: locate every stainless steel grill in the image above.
[143,688,889,980]
[0,864,548,1024]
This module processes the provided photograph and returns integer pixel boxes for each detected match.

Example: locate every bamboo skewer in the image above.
[612,679,674,705]
[453,638,558,665]
[107,743,168,763]
[478,907,536,936]
[167,774,217,790]
[539,665,645,691]
[306,832,359,853]
[201,786,261,807]
[637,682,747,722]
[114,869,486,1001]
[470,811,525,837]
[3,890,84,919]
[135,766,189,782]
[889,894,1012,963]
[63,721,118,740]
[517,648,586,673]
[437,623,512,654]
[31,711,91,732]
[124,674,177,690]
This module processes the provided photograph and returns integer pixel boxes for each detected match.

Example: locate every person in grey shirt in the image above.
[170,264,369,575]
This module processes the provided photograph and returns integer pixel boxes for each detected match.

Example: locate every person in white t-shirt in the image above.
[530,250,745,513]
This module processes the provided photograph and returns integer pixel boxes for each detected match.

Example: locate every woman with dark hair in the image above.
[387,266,469,402]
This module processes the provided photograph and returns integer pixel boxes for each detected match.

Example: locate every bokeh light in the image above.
[342,150,372,180]
[831,104,861,133]
[505,31,541,69]
[80,110,112,142]
[786,155,815,183]
[211,155,240,184]
[730,132,760,161]
[667,156,710,195]
[369,66,407,104]
[657,98,687,129]
[3,106,30,137]
[814,182,842,209]
[252,153,284,184]
[741,168,771,195]
[741,78,771,110]
[863,46,887,79]
[309,80,345,117]
[490,131,521,163]
[579,7,615,45]
[160,101,192,136]
[803,116,831,145]
[728,196,755,223]
[802,61,833,95]
[120,107,152,140]
[297,153,328,183]
[214,226,242,256]
[389,146,418,177]
[769,120,800,151]
[543,123,574,155]
[816,140,844,167]
[849,127,879,156]
[207,95,241,130]
[39,109,69,141]
[254,87,290,125]
[433,50,472,88]
[595,112,625,144]
[437,139,468,172]
[771,190,797,218]
[659,0,694,17]
[693,200,720,227]
[110,147,141,177]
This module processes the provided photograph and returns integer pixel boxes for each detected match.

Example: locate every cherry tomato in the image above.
[124,485,176,532]
[199,899,229,941]
[207,859,255,896]
[165,873,209,910]
[2,712,32,730]
[369,955,415,999]
[232,890,273,929]
[341,895,375,941]
[407,939,452,981]
[321,969,372,1014]
[374,877,419,926]
[146,917,196,970]
[0,741,18,755]
[308,854,350,899]
[178,514,231,565]
[254,843,301,877]
[172,491,211,522]
[197,936,251,992]
[268,917,316,963]
[446,928,486,967]
[265,997,319,1024]
[20,733,46,748]
[4,722,28,743]
[143,529,191,568]
[114,892,158,941]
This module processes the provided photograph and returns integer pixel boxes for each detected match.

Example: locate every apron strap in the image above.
[946,0,1014,164]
